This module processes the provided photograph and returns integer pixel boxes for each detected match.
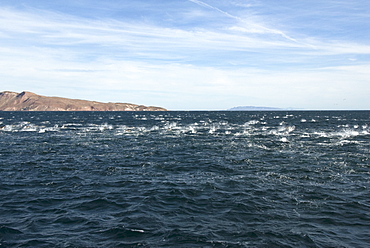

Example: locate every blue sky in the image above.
[0,0,369,110]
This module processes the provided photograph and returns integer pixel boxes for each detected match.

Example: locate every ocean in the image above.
[0,111,369,247]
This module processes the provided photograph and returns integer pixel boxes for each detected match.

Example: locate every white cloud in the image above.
[1,40,368,110]
[0,4,369,110]
[2,7,369,57]
[0,7,293,51]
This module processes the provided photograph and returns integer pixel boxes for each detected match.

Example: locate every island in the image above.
[0,91,167,111]
[228,106,300,111]
[228,106,283,111]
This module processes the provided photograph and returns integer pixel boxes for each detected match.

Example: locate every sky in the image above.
[0,0,369,110]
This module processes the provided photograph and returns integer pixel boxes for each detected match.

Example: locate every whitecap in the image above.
[271,125,295,136]
[150,125,160,131]
[336,129,360,138]
[313,131,329,138]
[300,133,311,138]
[208,124,219,134]
[21,124,38,132]
[154,117,165,121]
[1,125,13,132]
[337,140,360,146]
[287,126,295,133]
[188,125,197,134]
[245,120,259,125]
[99,123,114,131]
[280,137,289,142]
[163,122,177,130]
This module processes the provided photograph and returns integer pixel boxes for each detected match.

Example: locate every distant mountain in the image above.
[0,91,167,111]
[228,106,297,111]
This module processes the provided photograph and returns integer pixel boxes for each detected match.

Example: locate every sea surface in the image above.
[0,111,369,248]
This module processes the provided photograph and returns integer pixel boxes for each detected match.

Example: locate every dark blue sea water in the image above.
[0,111,369,247]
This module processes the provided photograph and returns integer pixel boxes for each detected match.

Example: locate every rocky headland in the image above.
[0,91,167,111]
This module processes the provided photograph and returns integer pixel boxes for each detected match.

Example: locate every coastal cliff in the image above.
[0,91,167,111]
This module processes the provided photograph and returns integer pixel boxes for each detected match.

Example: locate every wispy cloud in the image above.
[0,1,369,110]
[0,8,289,48]
[2,6,369,54]
[188,0,301,43]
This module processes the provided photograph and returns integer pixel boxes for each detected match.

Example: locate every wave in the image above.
[1,118,369,149]
[1,112,369,247]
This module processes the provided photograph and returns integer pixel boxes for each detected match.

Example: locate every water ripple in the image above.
[1,111,369,247]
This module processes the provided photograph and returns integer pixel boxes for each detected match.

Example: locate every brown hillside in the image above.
[0,91,167,111]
